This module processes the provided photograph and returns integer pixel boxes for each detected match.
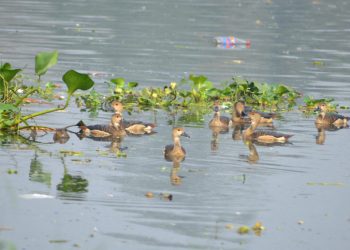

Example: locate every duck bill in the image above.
[314,106,321,112]
[182,132,190,138]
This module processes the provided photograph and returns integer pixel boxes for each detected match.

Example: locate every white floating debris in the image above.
[20,193,55,199]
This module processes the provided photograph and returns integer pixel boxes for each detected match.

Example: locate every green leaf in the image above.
[35,50,58,76]
[128,82,138,88]
[0,63,12,71]
[0,103,19,112]
[275,85,290,96]
[62,70,95,96]
[0,66,21,90]
[110,78,125,88]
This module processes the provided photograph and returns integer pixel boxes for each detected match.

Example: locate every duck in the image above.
[209,101,231,129]
[110,100,156,134]
[315,103,349,127]
[164,127,190,161]
[243,111,292,144]
[77,113,126,138]
[232,101,276,124]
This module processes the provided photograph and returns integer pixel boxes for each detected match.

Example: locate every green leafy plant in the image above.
[35,50,58,79]
[76,75,301,117]
[0,51,94,133]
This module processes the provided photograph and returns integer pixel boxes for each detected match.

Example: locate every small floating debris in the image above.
[214,36,251,49]
[237,225,250,234]
[160,193,173,201]
[20,193,55,199]
[49,239,68,244]
[307,182,345,187]
[225,224,234,230]
[59,150,84,156]
[298,220,305,225]
[145,192,154,198]
[7,169,18,174]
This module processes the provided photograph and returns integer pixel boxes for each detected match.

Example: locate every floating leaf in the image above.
[62,70,94,96]
[110,78,125,87]
[128,82,138,88]
[35,50,58,76]
[59,150,83,156]
[237,225,250,234]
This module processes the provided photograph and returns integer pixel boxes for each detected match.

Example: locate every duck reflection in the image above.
[210,125,229,151]
[169,155,184,186]
[231,123,247,141]
[53,128,70,144]
[243,140,259,163]
[315,123,347,145]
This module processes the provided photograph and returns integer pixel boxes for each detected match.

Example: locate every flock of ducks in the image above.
[53,100,349,162]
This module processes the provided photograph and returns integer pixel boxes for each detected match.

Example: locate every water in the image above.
[1,0,350,249]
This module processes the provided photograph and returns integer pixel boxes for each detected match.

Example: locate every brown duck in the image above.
[209,101,231,129]
[77,113,126,138]
[164,127,190,161]
[232,101,276,124]
[243,112,292,143]
[110,100,156,134]
[315,103,349,127]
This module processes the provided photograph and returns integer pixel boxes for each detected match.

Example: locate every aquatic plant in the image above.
[76,75,301,115]
[0,51,94,132]
[300,96,349,117]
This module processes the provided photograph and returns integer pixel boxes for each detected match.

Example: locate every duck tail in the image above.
[76,120,86,128]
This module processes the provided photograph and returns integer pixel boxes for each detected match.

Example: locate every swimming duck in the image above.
[164,127,190,161]
[315,103,349,127]
[209,101,231,128]
[243,112,292,143]
[233,101,276,124]
[110,100,156,134]
[77,113,126,138]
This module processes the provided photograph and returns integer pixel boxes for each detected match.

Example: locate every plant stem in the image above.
[21,94,71,123]
[15,88,39,106]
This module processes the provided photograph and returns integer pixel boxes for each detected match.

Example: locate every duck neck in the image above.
[232,109,242,119]
[112,121,123,131]
[214,111,221,121]
[245,120,259,137]
[173,135,181,149]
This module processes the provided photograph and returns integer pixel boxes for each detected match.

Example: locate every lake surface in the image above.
[1,0,350,249]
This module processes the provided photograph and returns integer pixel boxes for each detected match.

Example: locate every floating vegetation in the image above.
[2,50,347,136]
[76,75,301,118]
[300,96,349,116]
[7,169,18,174]
[59,150,84,157]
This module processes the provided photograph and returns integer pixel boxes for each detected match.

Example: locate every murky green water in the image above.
[1,0,350,249]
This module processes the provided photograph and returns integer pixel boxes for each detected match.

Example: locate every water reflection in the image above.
[231,123,248,141]
[169,156,184,186]
[243,140,259,164]
[52,128,70,144]
[315,123,348,145]
[210,126,229,151]
[56,157,89,197]
[29,152,51,187]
